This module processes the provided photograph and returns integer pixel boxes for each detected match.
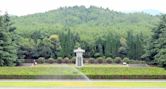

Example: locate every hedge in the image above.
[0,75,87,79]
[87,75,166,79]
[0,75,165,79]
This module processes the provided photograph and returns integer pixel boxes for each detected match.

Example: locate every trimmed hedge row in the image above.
[33,57,146,64]
[0,75,165,79]
[0,75,86,79]
[87,75,166,79]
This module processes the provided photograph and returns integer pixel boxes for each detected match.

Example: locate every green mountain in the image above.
[12,6,160,41]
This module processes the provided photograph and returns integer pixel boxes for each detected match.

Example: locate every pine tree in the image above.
[0,13,17,66]
[143,15,166,68]
[59,28,79,58]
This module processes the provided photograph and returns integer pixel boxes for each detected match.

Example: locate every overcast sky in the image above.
[0,0,166,16]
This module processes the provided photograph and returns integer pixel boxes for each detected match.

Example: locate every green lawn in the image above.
[0,81,165,87]
[0,66,76,75]
[0,64,129,75]
[78,67,166,75]
[0,64,165,79]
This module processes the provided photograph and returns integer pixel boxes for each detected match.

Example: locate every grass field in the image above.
[0,64,165,75]
[0,64,165,79]
[0,64,128,76]
[78,67,166,75]
[0,81,166,87]
[0,66,75,75]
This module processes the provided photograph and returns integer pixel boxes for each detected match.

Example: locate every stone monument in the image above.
[74,47,85,67]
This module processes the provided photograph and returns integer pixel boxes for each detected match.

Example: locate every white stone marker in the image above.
[74,47,85,67]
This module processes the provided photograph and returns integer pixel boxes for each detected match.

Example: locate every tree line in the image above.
[0,12,166,68]
[0,13,145,65]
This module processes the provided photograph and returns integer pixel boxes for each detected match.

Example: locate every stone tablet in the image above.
[74,47,85,67]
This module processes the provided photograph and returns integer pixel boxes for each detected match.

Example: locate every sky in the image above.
[0,0,166,16]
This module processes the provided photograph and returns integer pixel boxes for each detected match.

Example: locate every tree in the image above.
[118,37,128,58]
[0,13,17,66]
[59,29,80,58]
[49,34,60,58]
[49,34,59,42]
[143,15,166,68]
[127,31,145,60]
[17,38,36,59]
[31,30,45,43]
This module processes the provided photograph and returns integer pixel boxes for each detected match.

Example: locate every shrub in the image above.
[94,53,101,58]
[123,57,130,63]
[106,57,113,64]
[71,57,76,64]
[56,57,63,64]
[47,58,55,64]
[37,57,45,64]
[15,59,24,66]
[63,57,70,63]
[84,58,89,63]
[57,57,63,60]
[88,58,95,64]
[114,57,122,64]
[129,60,146,64]
[96,57,104,64]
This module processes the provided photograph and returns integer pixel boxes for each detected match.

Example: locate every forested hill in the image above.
[12,6,159,41]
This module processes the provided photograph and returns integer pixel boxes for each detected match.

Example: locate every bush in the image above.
[123,57,130,63]
[71,57,76,64]
[57,57,63,60]
[106,57,113,64]
[129,60,146,64]
[47,58,55,64]
[88,58,96,64]
[114,57,122,64]
[37,57,45,64]
[94,53,101,58]
[56,57,63,64]
[96,57,104,64]
[63,57,70,63]
[84,58,89,63]
[15,59,24,66]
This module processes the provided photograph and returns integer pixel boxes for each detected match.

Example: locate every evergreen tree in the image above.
[118,37,128,58]
[143,15,166,68]
[127,31,145,60]
[0,13,17,66]
[59,28,79,58]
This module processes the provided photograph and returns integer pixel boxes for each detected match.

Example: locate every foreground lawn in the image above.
[0,64,166,79]
[0,67,76,75]
[0,64,129,76]
[78,67,166,75]
[78,66,166,79]
[0,81,165,87]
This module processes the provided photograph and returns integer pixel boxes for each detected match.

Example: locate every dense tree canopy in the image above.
[0,6,165,68]
[12,6,159,41]
[143,15,166,68]
[0,13,17,66]
[10,6,159,60]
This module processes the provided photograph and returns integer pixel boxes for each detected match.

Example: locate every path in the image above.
[0,87,165,89]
